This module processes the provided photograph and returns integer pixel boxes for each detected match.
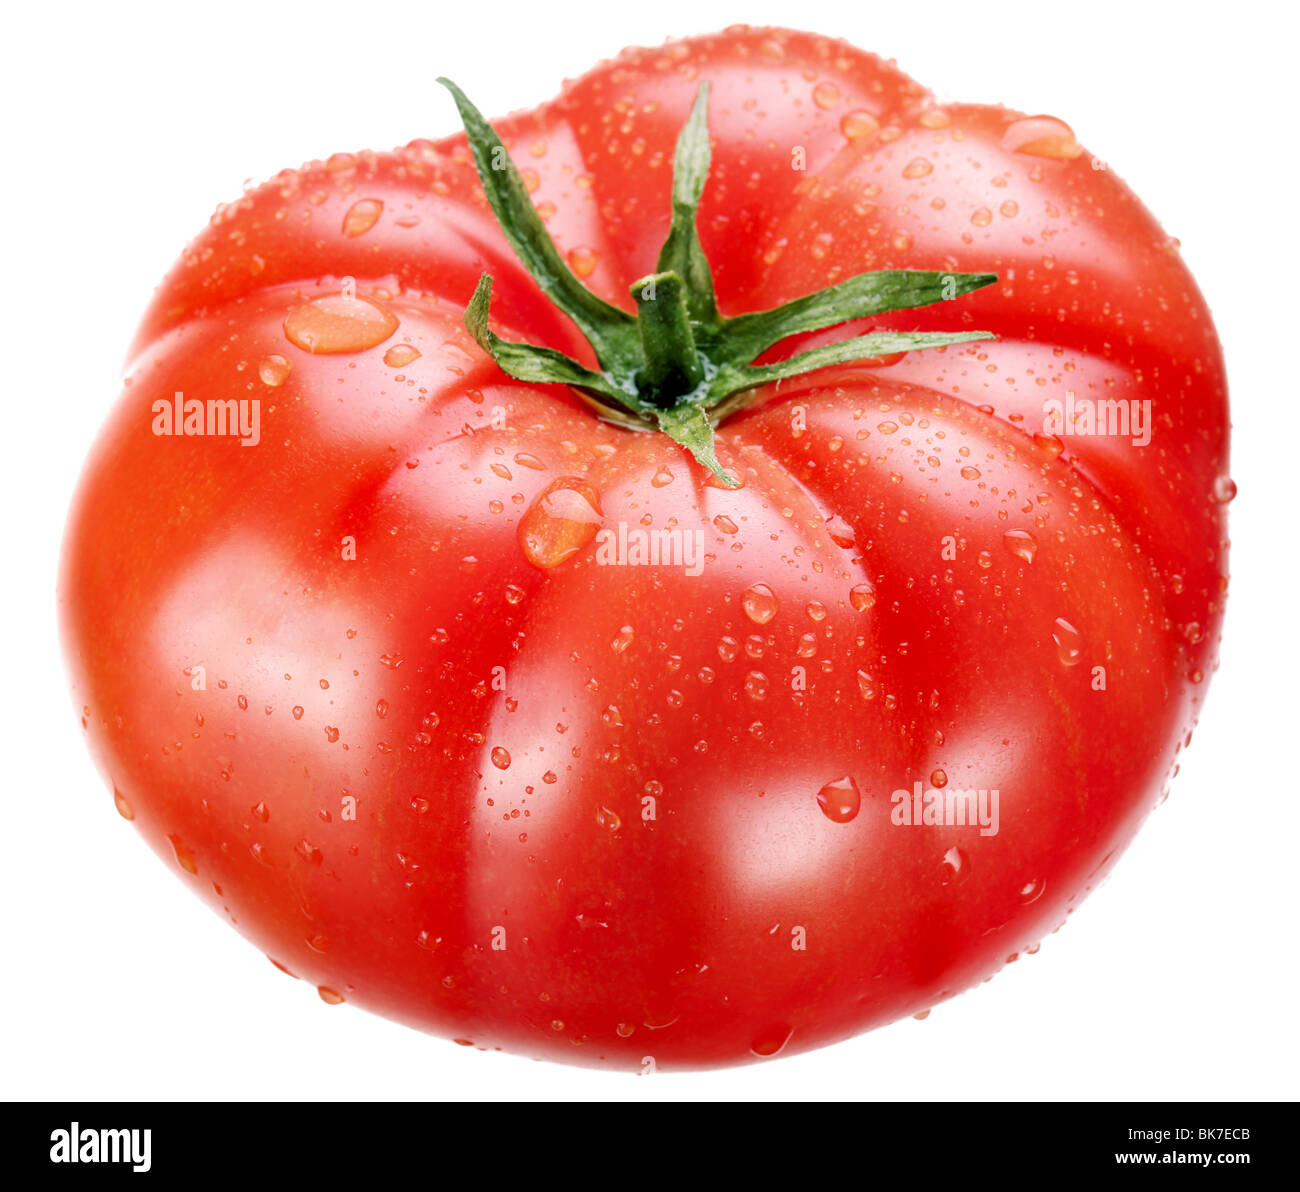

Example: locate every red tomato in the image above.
[60,26,1230,1069]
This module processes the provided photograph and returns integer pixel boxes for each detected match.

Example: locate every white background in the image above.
[2,0,1294,1102]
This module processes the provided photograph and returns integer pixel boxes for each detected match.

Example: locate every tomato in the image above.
[60,26,1230,1069]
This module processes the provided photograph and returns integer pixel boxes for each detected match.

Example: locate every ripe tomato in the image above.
[60,26,1230,1069]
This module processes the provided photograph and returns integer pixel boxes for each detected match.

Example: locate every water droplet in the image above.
[741,583,779,625]
[1212,475,1237,503]
[342,198,383,237]
[816,776,862,823]
[324,725,340,742]
[750,1024,793,1057]
[595,805,622,831]
[902,157,933,179]
[610,626,635,654]
[841,110,879,141]
[567,246,600,278]
[491,747,511,770]
[518,478,603,569]
[960,465,982,481]
[168,834,198,875]
[1052,618,1083,666]
[1019,877,1046,904]
[812,81,841,109]
[258,354,292,386]
[113,788,134,820]
[849,582,876,612]
[1002,116,1082,160]
[317,986,346,1005]
[856,669,877,701]
[825,515,856,548]
[1002,530,1037,563]
[384,343,421,367]
[284,288,399,354]
[941,845,968,884]
[930,769,948,788]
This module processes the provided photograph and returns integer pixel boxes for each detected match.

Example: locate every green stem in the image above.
[438,79,998,488]
[632,273,706,406]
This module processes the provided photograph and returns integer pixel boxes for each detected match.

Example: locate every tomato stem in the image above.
[439,78,998,486]
[632,272,707,407]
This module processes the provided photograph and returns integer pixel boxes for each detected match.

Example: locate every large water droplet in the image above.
[741,583,779,625]
[849,582,876,612]
[816,776,862,823]
[825,515,856,549]
[258,354,292,386]
[342,198,383,238]
[284,287,399,354]
[518,478,603,569]
[1002,530,1038,563]
[1002,116,1082,160]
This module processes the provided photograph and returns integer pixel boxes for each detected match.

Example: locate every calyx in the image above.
[440,79,996,486]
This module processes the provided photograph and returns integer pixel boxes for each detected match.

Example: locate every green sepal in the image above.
[722,271,998,364]
[437,78,641,376]
[653,403,738,489]
[463,276,648,425]
[654,83,721,332]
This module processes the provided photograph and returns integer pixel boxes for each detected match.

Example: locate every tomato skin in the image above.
[60,27,1229,1068]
